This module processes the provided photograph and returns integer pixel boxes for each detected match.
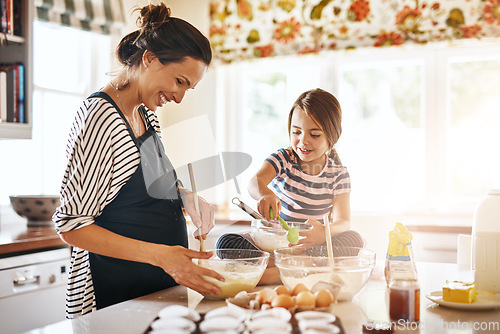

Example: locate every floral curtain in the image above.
[209,0,500,63]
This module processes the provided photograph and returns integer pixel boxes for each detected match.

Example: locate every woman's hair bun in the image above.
[116,1,212,69]
[137,3,172,30]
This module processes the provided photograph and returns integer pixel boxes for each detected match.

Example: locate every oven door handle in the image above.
[13,275,40,286]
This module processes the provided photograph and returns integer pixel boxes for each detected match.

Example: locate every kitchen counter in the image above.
[0,223,66,256]
[0,218,249,257]
[24,262,500,334]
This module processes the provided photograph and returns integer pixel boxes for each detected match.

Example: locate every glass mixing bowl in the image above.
[198,248,270,299]
[250,219,312,252]
[274,245,376,301]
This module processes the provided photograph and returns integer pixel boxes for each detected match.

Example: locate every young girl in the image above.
[216,88,364,284]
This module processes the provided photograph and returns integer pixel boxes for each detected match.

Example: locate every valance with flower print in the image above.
[209,0,500,63]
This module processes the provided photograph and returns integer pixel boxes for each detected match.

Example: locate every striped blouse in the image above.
[265,148,351,223]
[53,93,161,318]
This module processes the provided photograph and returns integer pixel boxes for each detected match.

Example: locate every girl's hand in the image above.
[297,219,327,246]
[257,194,281,221]
[154,245,224,297]
[182,191,215,240]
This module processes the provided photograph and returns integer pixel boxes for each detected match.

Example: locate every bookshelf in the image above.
[0,0,32,139]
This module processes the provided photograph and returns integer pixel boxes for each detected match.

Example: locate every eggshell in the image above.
[291,283,309,296]
[296,290,316,308]
[314,289,335,308]
[157,305,200,322]
[150,317,196,332]
[274,285,291,295]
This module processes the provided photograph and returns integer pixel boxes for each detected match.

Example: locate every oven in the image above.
[0,247,70,333]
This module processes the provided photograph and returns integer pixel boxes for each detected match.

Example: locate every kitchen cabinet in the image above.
[0,224,69,333]
[0,0,33,139]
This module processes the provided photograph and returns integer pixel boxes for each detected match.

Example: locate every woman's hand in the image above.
[257,194,281,221]
[180,189,215,240]
[154,245,224,297]
[297,219,327,246]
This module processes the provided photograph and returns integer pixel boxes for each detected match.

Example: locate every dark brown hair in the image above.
[288,88,343,164]
[116,3,212,70]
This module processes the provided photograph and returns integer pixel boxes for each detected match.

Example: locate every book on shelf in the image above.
[1,0,22,36]
[0,70,7,123]
[0,63,25,124]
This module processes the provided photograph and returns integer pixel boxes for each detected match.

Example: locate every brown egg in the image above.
[295,290,316,308]
[274,285,291,296]
[314,289,335,308]
[291,283,309,296]
[271,294,295,309]
[256,288,278,304]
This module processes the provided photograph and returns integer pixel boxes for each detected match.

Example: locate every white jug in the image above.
[472,188,500,293]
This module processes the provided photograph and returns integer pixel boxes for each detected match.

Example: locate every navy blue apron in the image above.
[88,92,188,310]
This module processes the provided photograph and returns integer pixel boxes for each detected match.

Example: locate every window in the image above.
[215,40,500,218]
[0,21,111,205]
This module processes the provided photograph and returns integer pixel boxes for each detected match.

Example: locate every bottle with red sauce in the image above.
[389,278,420,322]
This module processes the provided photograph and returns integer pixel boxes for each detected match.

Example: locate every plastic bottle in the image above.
[472,188,500,293]
[385,222,418,286]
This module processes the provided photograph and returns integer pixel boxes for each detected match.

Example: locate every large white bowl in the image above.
[198,248,270,299]
[274,245,376,301]
[250,219,312,252]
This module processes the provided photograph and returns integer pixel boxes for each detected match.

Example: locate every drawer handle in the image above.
[13,275,40,286]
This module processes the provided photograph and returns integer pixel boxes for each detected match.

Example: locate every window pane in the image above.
[448,57,500,199]
[33,21,104,93]
[232,61,323,205]
[339,61,424,212]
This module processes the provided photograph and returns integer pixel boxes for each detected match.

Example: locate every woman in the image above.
[54,3,223,318]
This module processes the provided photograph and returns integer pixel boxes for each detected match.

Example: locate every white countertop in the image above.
[22,262,500,334]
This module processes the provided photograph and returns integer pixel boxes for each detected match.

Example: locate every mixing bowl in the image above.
[251,219,312,252]
[9,195,60,227]
[198,249,270,299]
[274,245,376,301]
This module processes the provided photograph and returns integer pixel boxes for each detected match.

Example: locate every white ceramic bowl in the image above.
[274,245,376,301]
[250,219,312,252]
[9,195,60,227]
[198,248,270,299]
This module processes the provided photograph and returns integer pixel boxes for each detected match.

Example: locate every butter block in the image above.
[442,281,477,303]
